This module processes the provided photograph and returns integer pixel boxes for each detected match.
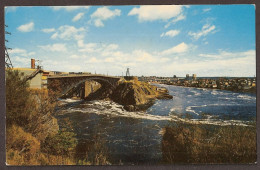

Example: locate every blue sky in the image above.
[5,5,255,77]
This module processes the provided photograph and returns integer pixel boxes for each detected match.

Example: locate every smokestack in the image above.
[31,58,35,69]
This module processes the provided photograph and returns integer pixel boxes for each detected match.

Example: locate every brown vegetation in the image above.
[162,122,256,164]
[75,137,110,165]
[6,70,75,165]
[6,70,109,165]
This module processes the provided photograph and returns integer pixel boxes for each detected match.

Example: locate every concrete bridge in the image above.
[47,74,121,98]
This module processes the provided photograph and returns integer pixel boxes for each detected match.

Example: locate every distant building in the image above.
[186,74,189,79]
[192,74,197,80]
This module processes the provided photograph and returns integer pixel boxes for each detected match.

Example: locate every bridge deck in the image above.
[48,74,121,79]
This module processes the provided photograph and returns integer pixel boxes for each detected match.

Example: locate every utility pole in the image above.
[5,25,13,69]
[35,59,42,69]
[126,68,130,77]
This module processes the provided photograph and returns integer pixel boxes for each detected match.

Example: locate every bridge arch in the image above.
[47,75,120,98]
[62,78,116,98]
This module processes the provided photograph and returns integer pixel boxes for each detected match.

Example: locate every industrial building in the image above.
[10,59,49,89]
[11,67,44,89]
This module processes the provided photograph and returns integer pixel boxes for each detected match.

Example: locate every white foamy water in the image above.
[60,100,172,121]
[185,106,199,115]
[58,99,251,126]
[237,94,256,100]
[58,98,83,106]
[59,98,81,103]
[170,115,251,126]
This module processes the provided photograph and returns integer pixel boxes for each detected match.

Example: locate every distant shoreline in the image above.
[153,82,256,94]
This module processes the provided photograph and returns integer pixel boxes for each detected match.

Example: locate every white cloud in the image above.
[105,44,119,51]
[90,7,121,27]
[51,6,90,12]
[188,24,216,40]
[161,58,171,62]
[203,8,211,12]
[134,50,157,63]
[70,55,80,59]
[8,48,36,68]
[17,22,34,32]
[8,48,26,54]
[91,7,121,20]
[79,43,98,53]
[161,42,188,55]
[78,40,119,54]
[166,50,255,77]
[5,7,17,13]
[104,57,115,63]
[199,49,255,59]
[161,30,180,37]
[164,14,186,28]
[13,56,30,67]
[65,65,82,71]
[69,54,87,59]
[28,52,36,56]
[8,48,35,57]
[41,28,55,33]
[78,42,171,69]
[38,43,67,52]
[51,25,86,41]
[93,19,104,27]
[128,5,185,22]
[86,57,102,63]
[72,12,84,22]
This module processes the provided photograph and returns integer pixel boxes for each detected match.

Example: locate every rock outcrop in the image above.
[111,81,172,111]
[83,79,173,111]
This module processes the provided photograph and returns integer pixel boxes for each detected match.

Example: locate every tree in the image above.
[6,70,31,127]
[41,130,77,156]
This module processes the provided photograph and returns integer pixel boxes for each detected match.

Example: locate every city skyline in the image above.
[5,5,256,77]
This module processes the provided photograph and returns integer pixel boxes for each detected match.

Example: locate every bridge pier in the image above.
[80,84,85,99]
[84,81,101,99]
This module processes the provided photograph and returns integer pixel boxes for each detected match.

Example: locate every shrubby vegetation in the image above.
[162,121,256,164]
[6,70,109,165]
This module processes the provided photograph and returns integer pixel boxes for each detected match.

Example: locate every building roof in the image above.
[11,68,36,71]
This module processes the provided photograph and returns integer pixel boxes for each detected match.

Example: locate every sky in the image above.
[5,5,256,77]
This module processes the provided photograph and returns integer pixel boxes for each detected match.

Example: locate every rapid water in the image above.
[56,84,256,165]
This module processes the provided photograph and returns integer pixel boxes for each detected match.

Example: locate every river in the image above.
[55,84,256,165]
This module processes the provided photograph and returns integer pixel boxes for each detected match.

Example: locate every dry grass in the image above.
[162,122,256,164]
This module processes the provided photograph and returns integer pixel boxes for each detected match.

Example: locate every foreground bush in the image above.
[6,125,46,165]
[162,122,256,164]
[6,70,109,165]
[6,70,75,165]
